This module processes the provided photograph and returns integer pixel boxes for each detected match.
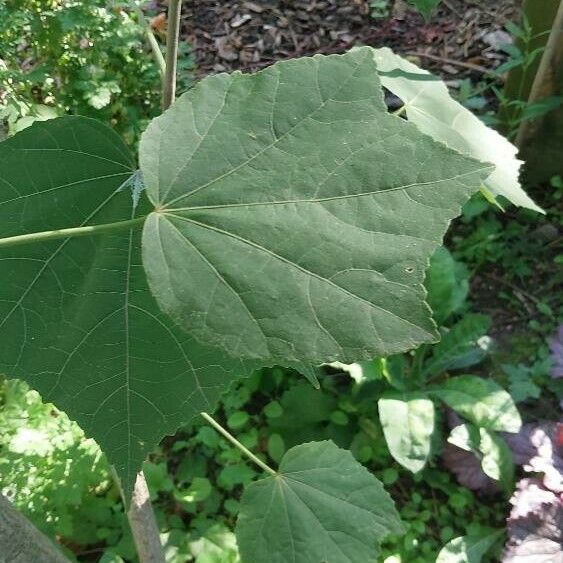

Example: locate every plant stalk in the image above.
[136,6,166,77]
[127,472,166,563]
[124,5,185,561]
[0,216,146,249]
[162,0,183,111]
[201,412,277,476]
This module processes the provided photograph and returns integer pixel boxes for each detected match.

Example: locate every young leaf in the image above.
[436,531,502,563]
[372,47,543,213]
[407,0,441,20]
[378,392,435,472]
[139,47,493,364]
[236,440,403,563]
[422,314,491,378]
[0,117,256,499]
[429,375,522,432]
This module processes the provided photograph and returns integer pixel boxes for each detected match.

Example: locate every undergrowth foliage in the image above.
[0,45,538,562]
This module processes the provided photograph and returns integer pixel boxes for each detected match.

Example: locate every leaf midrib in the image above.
[159,51,375,209]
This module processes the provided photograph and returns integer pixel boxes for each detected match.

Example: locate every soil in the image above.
[152,0,519,81]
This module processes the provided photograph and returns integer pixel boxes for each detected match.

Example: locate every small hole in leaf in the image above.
[405,267,414,273]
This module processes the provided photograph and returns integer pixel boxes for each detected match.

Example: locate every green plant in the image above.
[447,15,563,139]
[0,378,129,553]
[494,16,563,138]
[369,0,391,19]
[334,247,521,498]
[0,0,193,145]
[0,2,543,561]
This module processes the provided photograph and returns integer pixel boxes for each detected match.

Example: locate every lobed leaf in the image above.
[0,48,494,497]
[140,47,493,364]
[236,440,403,563]
[0,118,256,499]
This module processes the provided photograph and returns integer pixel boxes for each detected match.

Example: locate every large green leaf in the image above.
[0,48,493,497]
[140,47,492,364]
[0,117,254,498]
[372,47,542,213]
[430,375,521,432]
[378,392,435,472]
[236,440,403,563]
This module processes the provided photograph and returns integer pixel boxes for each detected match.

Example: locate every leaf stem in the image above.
[200,412,277,476]
[0,216,146,249]
[135,6,166,77]
[162,0,182,111]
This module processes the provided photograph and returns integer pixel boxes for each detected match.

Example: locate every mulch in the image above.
[150,0,520,82]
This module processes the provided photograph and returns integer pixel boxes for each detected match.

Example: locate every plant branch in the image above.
[127,472,166,563]
[201,412,277,476]
[0,493,70,563]
[162,0,183,111]
[136,6,166,77]
[0,216,146,249]
[404,51,491,74]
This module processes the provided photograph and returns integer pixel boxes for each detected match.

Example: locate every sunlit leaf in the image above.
[372,47,542,213]
[436,531,501,563]
[379,392,435,472]
[430,375,521,432]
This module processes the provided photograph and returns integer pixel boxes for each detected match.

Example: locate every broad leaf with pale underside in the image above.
[372,47,542,213]
[236,440,403,563]
[140,47,493,364]
[0,118,256,499]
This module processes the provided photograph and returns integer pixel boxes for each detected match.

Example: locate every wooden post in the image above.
[504,0,563,183]
[0,493,70,563]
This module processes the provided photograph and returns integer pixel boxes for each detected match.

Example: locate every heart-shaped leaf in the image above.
[0,118,255,498]
[140,47,493,364]
[236,440,403,563]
